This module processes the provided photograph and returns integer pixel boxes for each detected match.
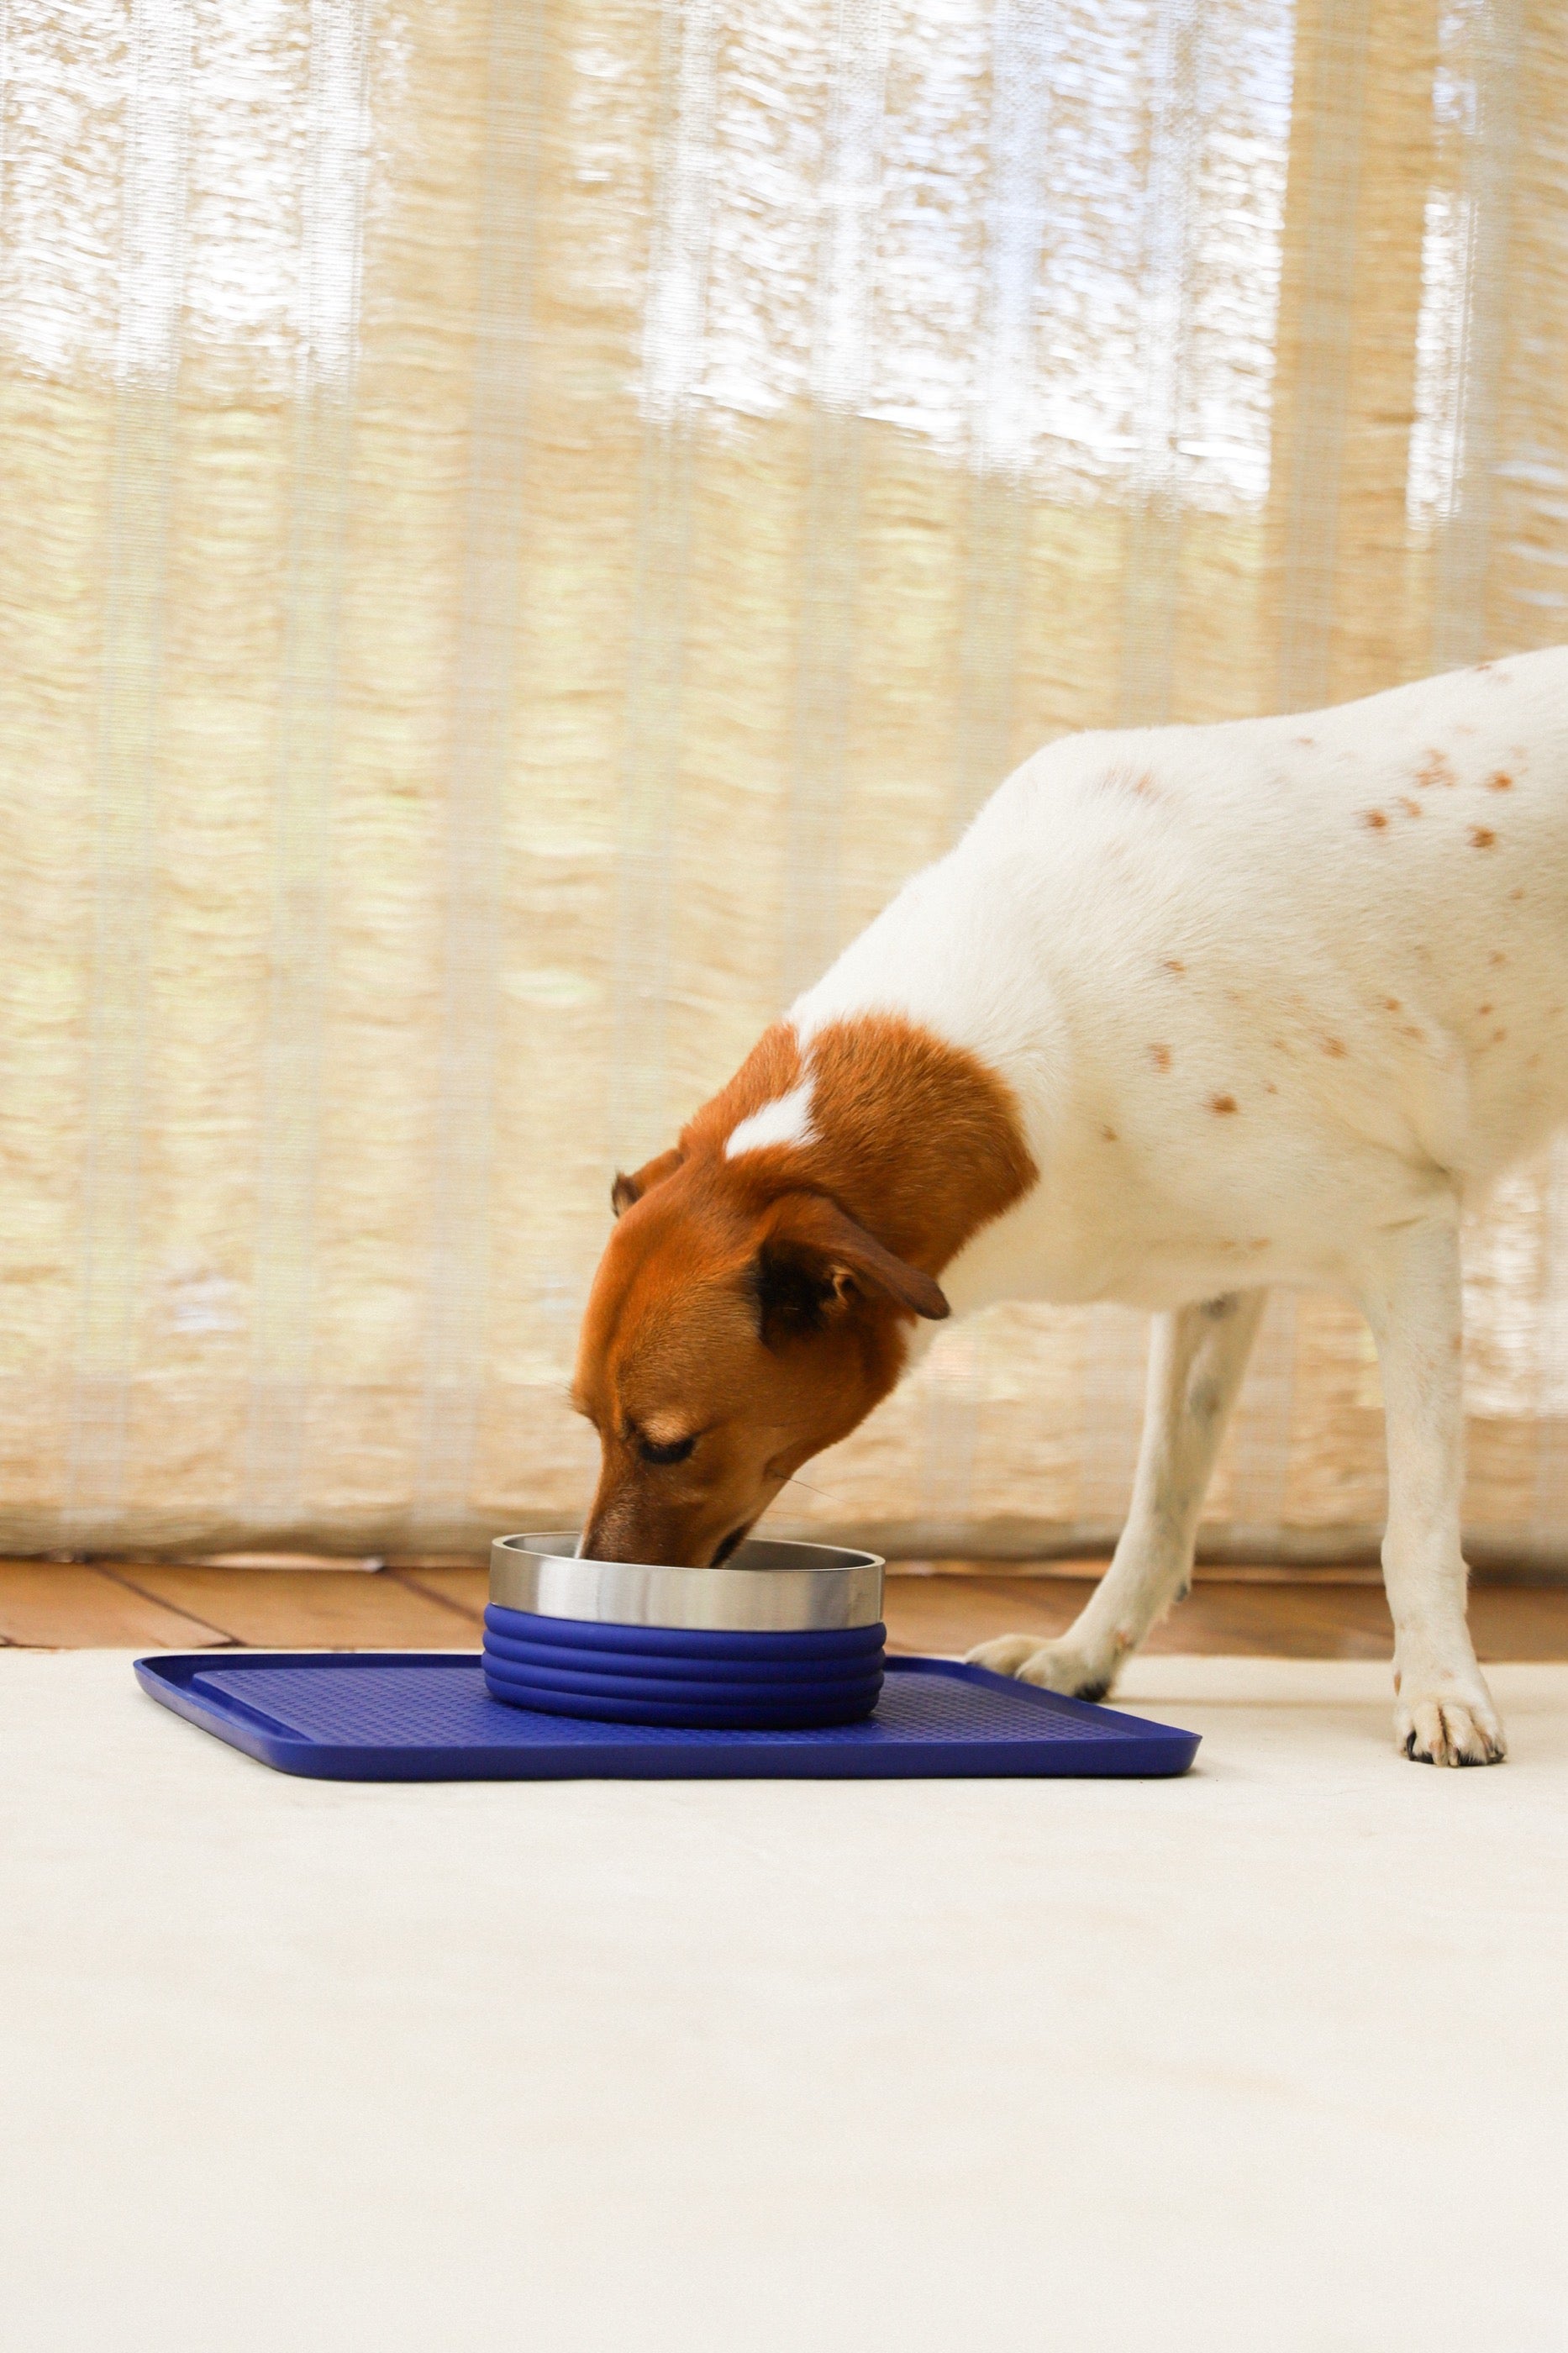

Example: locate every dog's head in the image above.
[571,1148,950,1566]
[571,1014,1037,1567]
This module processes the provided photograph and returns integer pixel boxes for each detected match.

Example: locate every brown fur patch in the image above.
[1208,1094,1239,1116]
[1322,1037,1348,1058]
[1101,1124,1118,1143]
[1148,1043,1171,1071]
[1162,958,1186,975]
[575,1015,1039,1566]
[1469,825,1497,850]
[689,1016,1039,1272]
[1397,797,1422,819]
[1486,771,1513,791]
[1360,808,1388,830]
[1415,750,1455,788]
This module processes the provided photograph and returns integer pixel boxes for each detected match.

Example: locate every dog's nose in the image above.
[579,1503,671,1566]
[577,1515,627,1563]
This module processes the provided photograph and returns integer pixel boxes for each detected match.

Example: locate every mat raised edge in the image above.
[133,1651,1201,1782]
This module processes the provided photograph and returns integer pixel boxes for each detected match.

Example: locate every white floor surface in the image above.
[3,1650,1566,2352]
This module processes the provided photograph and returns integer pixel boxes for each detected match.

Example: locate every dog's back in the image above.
[801,650,1568,1227]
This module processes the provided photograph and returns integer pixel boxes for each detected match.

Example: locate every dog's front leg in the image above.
[1360,1216,1505,1766]
[969,1290,1265,1700]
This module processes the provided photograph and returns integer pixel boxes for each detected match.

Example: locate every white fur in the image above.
[725,1071,817,1160]
[794,650,1568,1762]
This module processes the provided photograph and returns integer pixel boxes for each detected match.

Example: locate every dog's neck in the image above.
[682,1015,1038,1275]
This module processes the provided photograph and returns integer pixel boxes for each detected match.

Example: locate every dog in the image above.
[574,649,1568,1765]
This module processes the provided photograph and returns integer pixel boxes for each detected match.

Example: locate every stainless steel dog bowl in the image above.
[489,1532,885,1634]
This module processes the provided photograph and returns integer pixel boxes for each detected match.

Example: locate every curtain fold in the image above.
[0,0,1564,1561]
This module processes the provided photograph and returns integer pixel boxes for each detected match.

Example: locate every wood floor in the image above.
[5,1557,1568,1661]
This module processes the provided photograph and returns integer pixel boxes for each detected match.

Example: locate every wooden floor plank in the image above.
[3,1558,1567,1658]
[387,1566,487,1624]
[884,1573,1385,1661]
[108,1567,480,1651]
[883,1574,1568,1662]
[0,1565,232,1650]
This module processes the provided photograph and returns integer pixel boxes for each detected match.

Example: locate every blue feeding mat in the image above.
[134,1651,1200,1781]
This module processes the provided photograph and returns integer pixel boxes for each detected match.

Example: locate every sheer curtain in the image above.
[1,0,1564,1563]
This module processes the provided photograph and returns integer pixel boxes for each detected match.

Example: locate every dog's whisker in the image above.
[780,1472,839,1502]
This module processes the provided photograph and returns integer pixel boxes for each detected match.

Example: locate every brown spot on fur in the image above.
[1296,734,1315,747]
[1384,998,1401,1013]
[1322,1037,1348,1058]
[1263,1081,1277,1094]
[1509,886,1524,900]
[1098,764,1160,800]
[1162,957,1186,976]
[1478,1004,1493,1017]
[1493,1027,1506,1044]
[1360,808,1389,830]
[1148,1043,1171,1071]
[1209,1094,1239,1116]
[1101,1125,1118,1143]
[1397,797,1422,819]
[1486,771,1513,791]
[1415,750,1455,788]
[1469,825,1497,849]
[1489,950,1507,966]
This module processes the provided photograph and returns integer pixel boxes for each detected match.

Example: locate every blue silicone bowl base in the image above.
[133,1652,1201,1781]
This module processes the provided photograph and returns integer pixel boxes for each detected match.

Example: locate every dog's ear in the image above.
[750,1193,949,1344]
[611,1147,685,1218]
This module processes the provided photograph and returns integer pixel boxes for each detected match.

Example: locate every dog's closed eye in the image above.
[636,1432,697,1466]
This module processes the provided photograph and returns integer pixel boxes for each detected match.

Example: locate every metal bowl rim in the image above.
[488,1531,887,1633]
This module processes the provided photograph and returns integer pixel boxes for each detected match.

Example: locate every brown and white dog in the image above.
[575,650,1568,1766]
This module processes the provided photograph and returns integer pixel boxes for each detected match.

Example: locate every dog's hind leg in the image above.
[1360,1213,1505,1766]
[969,1289,1266,1700]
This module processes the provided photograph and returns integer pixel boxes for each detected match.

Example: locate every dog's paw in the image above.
[1397,1682,1507,1767]
[966,1633,1116,1704]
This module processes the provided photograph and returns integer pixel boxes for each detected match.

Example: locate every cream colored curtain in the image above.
[2,0,1565,1565]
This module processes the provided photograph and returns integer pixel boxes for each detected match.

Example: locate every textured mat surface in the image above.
[135,1650,1198,1778]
